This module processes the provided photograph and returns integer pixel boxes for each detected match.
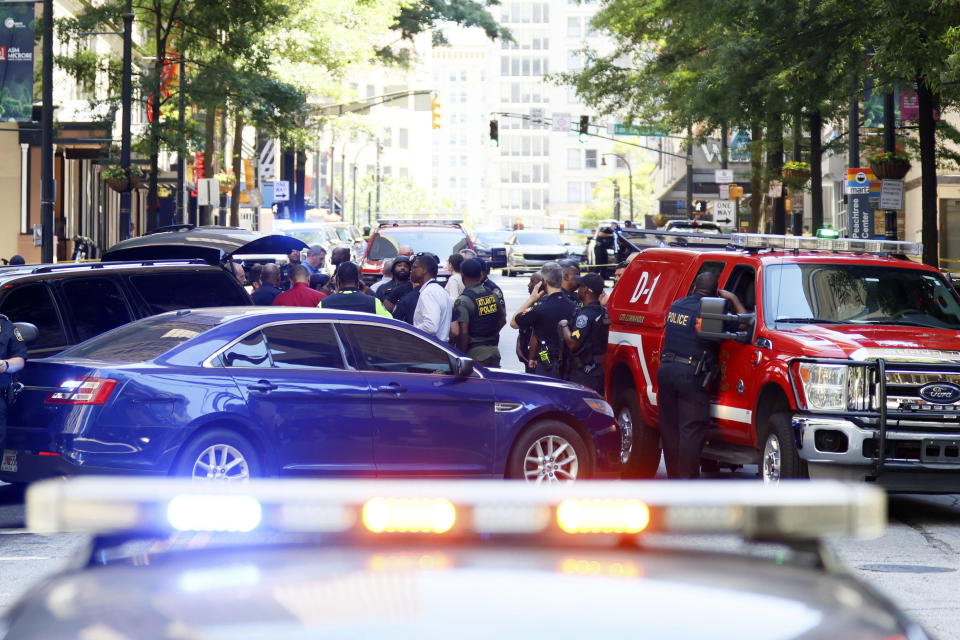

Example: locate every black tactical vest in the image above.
[463,285,502,344]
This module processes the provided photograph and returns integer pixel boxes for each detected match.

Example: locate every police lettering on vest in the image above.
[460,285,501,344]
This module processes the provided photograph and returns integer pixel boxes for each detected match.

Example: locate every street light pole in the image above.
[176,53,185,223]
[375,138,382,219]
[40,0,54,262]
[119,0,133,239]
[602,153,633,222]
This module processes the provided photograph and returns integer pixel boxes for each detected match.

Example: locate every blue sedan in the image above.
[0,308,622,483]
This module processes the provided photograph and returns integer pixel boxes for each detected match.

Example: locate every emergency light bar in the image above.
[729,233,922,257]
[26,478,886,543]
[376,218,463,226]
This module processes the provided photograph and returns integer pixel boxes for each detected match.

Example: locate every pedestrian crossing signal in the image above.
[431,95,442,129]
[579,115,589,143]
[489,120,499,147]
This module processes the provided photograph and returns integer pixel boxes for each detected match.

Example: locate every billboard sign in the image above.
[0,2,34,121]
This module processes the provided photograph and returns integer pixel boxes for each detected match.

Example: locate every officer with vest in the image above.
[0,314,26,449]
[559,273,608,393]
[511,261,576,379]
[658,272,745,479]
[319,261,392,317]
[453,258,506,367]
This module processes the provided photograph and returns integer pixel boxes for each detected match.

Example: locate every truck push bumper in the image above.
[795,415,960,492]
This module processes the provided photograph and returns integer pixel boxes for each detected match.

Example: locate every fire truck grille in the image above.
[882,368,960,431]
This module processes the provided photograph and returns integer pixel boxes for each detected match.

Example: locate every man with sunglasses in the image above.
[411,252,453,341]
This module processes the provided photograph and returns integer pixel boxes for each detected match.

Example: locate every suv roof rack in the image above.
[376,218,463,227]
[26,258,210,274]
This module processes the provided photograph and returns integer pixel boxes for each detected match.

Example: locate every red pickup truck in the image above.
[605,233,960,492]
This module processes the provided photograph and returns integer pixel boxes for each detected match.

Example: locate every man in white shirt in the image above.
[412,252,453,342]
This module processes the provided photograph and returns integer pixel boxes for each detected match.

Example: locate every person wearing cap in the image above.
[378,256,413,308]
[319,261,391,317]
[412,252,452,341]
[304,245,326,276]
[559,272,609,393]
[453,258,505,367]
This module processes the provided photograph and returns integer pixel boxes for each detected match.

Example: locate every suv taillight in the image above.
[46,378,118,405]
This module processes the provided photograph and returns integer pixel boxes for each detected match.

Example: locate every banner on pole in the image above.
[0,3,34,122]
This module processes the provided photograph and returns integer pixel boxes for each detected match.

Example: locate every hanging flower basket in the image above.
[781,161,811,191]
[102,165,144,193]
[868,152,911,180]
[214,173,237,193]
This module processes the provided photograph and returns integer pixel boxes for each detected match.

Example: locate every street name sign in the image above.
[879,179,904,211]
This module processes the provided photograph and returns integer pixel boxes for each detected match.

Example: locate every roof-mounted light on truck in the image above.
[26,478,886,543]
[729,233,921,257]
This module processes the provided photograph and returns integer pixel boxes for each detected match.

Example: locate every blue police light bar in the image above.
[729,233,922,257]
[26,478,886,543]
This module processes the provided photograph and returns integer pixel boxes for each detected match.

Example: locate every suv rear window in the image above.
[61,277,133,342]
[64,314,226,362]
[0,283,68,352]
[129,271,250,315]
[368,229,468,260]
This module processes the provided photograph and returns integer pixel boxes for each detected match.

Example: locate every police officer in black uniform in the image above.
[0,315,27,448]
[511,261,576,379]
[454,258,506,367]
[657,272,745,479]
[559,273,608,393]
[517,273,543,373]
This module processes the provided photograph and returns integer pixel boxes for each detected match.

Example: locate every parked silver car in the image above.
[503,230,580,277]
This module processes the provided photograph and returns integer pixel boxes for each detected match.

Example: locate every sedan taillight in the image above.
[45,378,118,405]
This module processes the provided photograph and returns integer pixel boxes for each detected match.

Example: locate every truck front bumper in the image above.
[795,415,960,492]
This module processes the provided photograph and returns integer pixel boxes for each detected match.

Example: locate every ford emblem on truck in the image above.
[919,383,960,404]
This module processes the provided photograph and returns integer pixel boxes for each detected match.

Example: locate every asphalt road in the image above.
[0,273,957,637]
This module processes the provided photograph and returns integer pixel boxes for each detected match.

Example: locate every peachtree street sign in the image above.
[0,2,34,122]
[614,123,668,137]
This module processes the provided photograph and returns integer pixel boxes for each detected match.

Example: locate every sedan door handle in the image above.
[377,383,407,394]
[246,380,278,392]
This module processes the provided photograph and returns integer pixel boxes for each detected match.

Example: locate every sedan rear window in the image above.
[63,314,224,362]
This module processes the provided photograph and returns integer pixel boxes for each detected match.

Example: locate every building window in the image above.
[567,51,583,71]
[567,17,580,37]
[383,127,392,147]
[501,56,509,76]
[567,182,582,203]
[567,149,582,170]
[399,128,408,149]
[585,149,597,168]
[400,168,408,178]
[366,84,375,97]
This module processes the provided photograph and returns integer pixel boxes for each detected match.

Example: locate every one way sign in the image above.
[714,200,735,224]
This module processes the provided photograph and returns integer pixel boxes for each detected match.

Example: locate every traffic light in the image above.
[694,200,707,213]
[489,119,499,147]
[431,94,441,129]
[578,115,589,142]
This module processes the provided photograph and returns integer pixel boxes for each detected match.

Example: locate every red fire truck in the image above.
[605,233,960,492]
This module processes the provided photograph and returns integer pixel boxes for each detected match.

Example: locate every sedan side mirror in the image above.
[454,356,475,378]
[696,297,754,344]
[12,322,38,345]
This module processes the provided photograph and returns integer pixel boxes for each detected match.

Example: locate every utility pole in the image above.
[883,92,897,239]
[176,53,185,224]
[340,147,345,220]
[327,144,334,217]
[375,138,382,219]
[685,126,694,217]
[40,0,54,261]
[119,0,133,239]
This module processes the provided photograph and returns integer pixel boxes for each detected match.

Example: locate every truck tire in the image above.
[758,412,807,482]
[506,420,591,483]
[615,390,662,479]
[173,428,262,481]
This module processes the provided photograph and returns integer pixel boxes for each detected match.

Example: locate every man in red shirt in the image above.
[272,265,327,307]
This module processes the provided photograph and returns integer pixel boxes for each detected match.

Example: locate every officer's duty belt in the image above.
[661,352,697,365]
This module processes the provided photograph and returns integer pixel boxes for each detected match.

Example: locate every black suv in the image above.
[0,260,252,358]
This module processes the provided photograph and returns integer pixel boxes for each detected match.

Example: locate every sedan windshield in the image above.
[476,231,510,245]
[515,232,562,245]
[63,314,224,362]
[284,228,333,246]
[763,263,960,329]
[368,229,468,260]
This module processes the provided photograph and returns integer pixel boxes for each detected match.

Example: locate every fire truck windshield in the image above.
[764,263,960,330]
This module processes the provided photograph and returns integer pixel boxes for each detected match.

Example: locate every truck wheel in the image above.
[615,390,662,479]
[174,429,261,481]
[758,412,807,482]
[507,420,591,483]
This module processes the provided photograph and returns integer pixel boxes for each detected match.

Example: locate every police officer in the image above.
[454,258,506,367]
[517,273,543,374]
[319,262,392,317]
[0,315,26,448]
[657,272,745,479]
[510,261,576,379]
[559,273,608,393]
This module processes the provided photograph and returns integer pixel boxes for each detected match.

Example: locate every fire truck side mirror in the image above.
[697,297,755,344]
